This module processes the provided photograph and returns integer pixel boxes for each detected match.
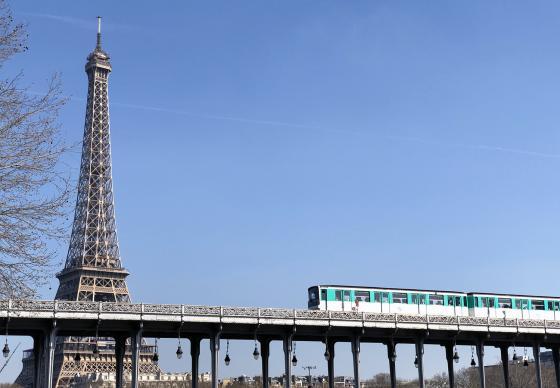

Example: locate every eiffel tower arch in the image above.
[16,18,161,388]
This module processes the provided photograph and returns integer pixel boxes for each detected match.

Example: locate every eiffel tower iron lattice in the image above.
[15,18,161,388]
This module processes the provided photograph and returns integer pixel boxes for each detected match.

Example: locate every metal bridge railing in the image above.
[3,299,560,330]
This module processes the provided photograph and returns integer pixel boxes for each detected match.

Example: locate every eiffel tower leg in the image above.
[190,337,201,388]
[45,325,58,388]
[115,336,126,388]
[32,333,44,388]
[131,327,142,388]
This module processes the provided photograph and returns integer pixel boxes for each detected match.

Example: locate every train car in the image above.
[308,285,560,320]
[307,285,469,317]
[467,292,560,320]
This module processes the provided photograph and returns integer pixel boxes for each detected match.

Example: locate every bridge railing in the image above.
[4,299,560,330]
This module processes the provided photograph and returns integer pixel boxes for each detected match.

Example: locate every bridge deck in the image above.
[2,300,557,346]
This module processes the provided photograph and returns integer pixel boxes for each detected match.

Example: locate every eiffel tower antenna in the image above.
[97,16,102,48]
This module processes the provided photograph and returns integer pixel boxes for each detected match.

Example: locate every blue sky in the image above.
[3,0,560,383]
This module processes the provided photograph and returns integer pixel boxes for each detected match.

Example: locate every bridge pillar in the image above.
[552,347,560,388]
[260,338,270,388]
[444,344,455,388]
[31,333,44,388]
[130,326,142,388]
[386,342,397,388]
[283,334,293,388]
[114,335,126,388]
[476,342,486,388]
[351,336,360,388]
[45,323,57,388]
[191,337,201,388]
[500,346,510,388]
[533,344,543,388]
[210,333,220,388]
[327,341,335,388]
[415,339,425,388]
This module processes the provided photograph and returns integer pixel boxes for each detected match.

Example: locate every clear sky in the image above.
[3,0,560,383]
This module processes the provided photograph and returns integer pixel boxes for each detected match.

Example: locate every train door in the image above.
[412,293,427,315]
[380,292,391,313]
[342,290,352,311]
[552,301,560,320]
[481,297,497,318]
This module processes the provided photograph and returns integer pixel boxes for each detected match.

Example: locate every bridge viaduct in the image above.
[4,299,560,388]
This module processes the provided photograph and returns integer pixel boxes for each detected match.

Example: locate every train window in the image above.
[411,294,426,305]
[308,288,318,302]
[374,292,381,303]
[532,300,545,310]
[454,296,463,307]
[335,290,342,301]
[480,298,488,308]
[429,295,444,305]
[393,293,407,304]
[321,289,327,301]
[355,291,370,302]
[488,298,496,308]
[521,299,529,309]
[498,298,512,308]
[343,290,351,302]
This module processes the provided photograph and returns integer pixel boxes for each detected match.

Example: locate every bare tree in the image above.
[0,0,69,299]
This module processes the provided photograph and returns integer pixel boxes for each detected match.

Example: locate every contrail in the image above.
[19,12,132,31]
[110,101,322,130]
[111,101,560,159]
[38,90,560,160]
[385,134,560,159]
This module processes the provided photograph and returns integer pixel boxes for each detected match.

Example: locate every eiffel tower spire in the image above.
[55,16,130,302]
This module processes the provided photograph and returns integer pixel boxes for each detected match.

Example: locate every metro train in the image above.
[307,285,560,320]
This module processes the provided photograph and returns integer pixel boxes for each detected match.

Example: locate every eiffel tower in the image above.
[16,18,160,387]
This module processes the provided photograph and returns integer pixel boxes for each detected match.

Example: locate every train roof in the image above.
[310,285,560,300]
[468,291,560,300]
[310,284,466,295]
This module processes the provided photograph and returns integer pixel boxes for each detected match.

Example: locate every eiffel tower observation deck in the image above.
[16,18,161,388]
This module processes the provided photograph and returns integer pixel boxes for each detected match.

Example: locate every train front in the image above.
[308,286,323,309]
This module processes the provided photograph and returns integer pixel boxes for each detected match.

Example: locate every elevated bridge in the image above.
[5,300,560,388]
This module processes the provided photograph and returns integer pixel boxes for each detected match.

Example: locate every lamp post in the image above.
[302,366,316,388]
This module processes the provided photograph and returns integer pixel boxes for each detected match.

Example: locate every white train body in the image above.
[308,285,560,320]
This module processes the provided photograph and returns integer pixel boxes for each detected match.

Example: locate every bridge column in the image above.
[191,337,201,388]
[45,323,57,388]
[476,342,486,388]
[32,333,44,388]
[444,344,455,388]
[386,342,397,388]
[130,326,142,388]
[351,336,360,388]
[500,346,510,388]
[260,339,270,388]
[283,334,293,388]
[415,339,425,388]
[552,347,560,388]
[210,333,220,388]
[327,341,335,388]
[114,335,126,388]
[533,344,543,388]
